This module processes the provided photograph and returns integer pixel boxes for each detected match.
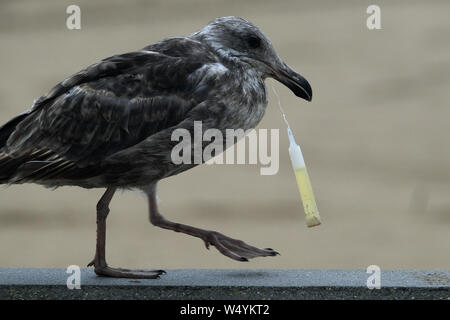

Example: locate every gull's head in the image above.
[192,16,312,101]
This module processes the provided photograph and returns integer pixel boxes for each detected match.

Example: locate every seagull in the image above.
[0,17,312,278]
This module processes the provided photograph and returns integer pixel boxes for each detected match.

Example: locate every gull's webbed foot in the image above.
[89,264,166,279]
[202,231,279,262]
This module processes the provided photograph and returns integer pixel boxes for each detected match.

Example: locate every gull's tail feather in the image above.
[0,150,61,184]
[0,112,29,148]
[0,153,24,184]
[0,112,31,183]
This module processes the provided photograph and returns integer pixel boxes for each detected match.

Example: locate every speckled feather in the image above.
[0,17,275,188]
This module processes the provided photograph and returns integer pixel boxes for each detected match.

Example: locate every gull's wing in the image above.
[0,39,220,183]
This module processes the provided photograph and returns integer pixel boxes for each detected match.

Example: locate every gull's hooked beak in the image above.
[273,63,312,102]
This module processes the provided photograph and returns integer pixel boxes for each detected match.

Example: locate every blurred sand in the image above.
[0,0,449,270]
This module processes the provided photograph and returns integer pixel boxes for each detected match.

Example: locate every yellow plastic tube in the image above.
[287,127,321,227]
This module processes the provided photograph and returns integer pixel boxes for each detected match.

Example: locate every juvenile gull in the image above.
[0,17,312,278]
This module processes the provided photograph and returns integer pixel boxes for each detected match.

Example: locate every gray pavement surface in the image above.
[0,268,449,299]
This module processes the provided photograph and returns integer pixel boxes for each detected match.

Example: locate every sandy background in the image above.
[0,0,449,271]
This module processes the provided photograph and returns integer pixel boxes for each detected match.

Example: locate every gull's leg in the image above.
[145,184,279,261]
[87,187,165,279]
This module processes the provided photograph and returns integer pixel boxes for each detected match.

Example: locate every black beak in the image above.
[274,63,312,101]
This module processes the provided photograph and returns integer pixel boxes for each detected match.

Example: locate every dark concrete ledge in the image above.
[0,268,449,300]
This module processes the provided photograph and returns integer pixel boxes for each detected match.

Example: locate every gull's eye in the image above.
[246,35,261,49]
